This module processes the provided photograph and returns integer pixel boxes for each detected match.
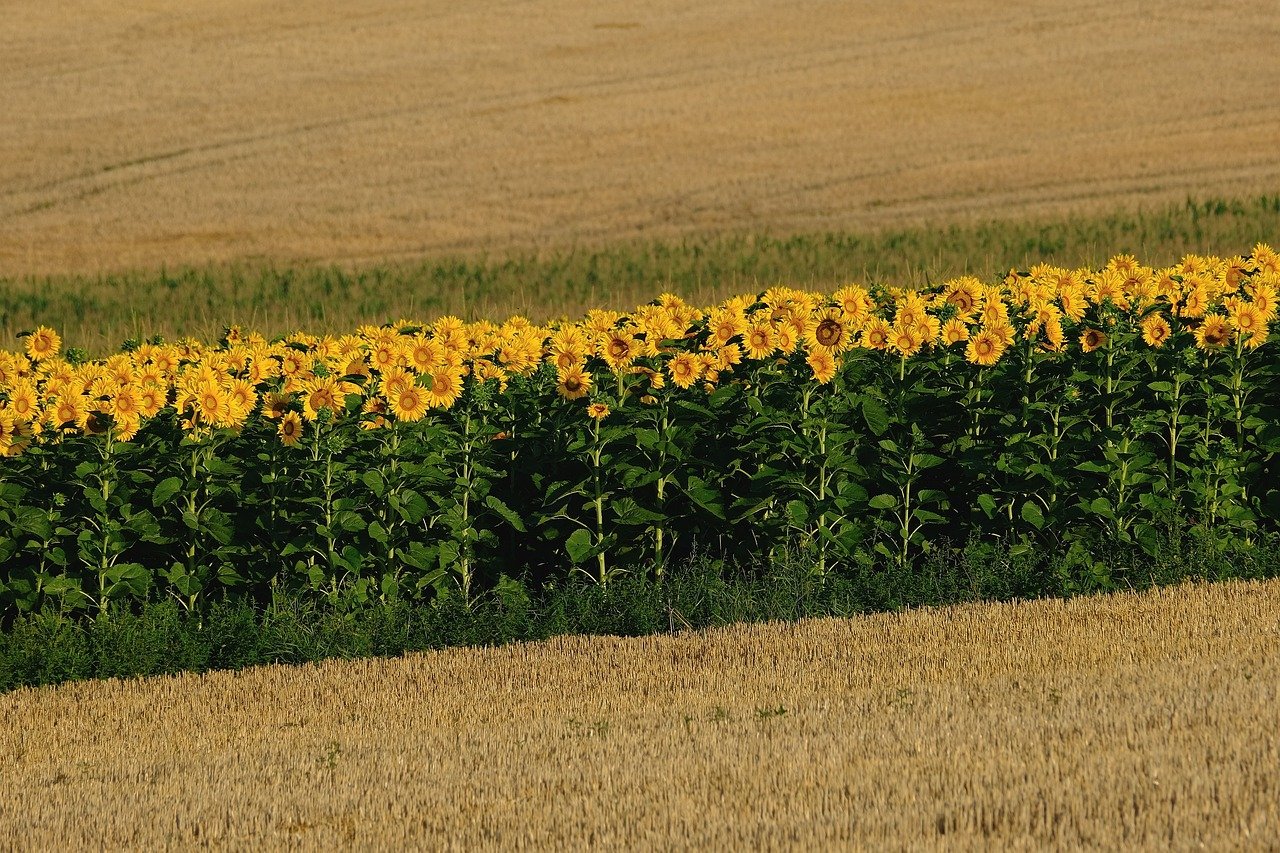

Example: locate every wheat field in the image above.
[3,0,1279,276]
[2,580,1277,848]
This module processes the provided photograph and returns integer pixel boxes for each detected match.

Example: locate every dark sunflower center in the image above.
[815,319,842,347]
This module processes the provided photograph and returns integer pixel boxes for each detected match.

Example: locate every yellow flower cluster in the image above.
[0,247,1276,455]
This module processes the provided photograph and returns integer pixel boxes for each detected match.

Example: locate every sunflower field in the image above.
[1,247,1279,616]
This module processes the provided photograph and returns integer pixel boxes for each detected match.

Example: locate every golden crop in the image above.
[2,579,1277,848]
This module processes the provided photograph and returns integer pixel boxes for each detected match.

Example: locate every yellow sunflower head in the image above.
[557,365,592,400]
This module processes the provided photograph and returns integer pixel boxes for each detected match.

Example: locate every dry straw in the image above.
[2,579,1277,848]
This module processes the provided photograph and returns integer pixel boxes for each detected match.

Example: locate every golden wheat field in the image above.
[2,580,1277,849]
[4,0,1279,276]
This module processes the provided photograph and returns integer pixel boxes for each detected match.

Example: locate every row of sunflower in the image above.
[0,247,1278,616]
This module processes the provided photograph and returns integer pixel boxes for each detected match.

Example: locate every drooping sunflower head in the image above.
[1079,327,1107,353]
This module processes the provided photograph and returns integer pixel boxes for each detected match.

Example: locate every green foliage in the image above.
[3,533,1278,693]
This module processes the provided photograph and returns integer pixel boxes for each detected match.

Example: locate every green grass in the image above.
[5,194,1279,352]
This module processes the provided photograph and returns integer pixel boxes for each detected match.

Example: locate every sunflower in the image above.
[557,365,592,400]
[832,284,873,324]
[860,318,892,351]
[48,395,84,433]
[1179,284,1208,319]
[25,326,61,362]
[744,323,776,360]
[111,386,142,423]
[1246,281,1278,320]
[889,324,923,357]
[138,385,167,418]
[965,328,1006,366]
[668,352,702,389]
[278,411,303,446]
[227,379,257,421]
[807,308,850,352]
[425,367,464,409]
[1057,284,1087,323]
[806,347,838,384]
[7,381,38,423]
[599,330,640,370]
[0,409,16,453]
[892,292,929,331]
[302,378,341,422]
[775,324,799,354]
[194,382,230,426]
[942,278,982,318]
[1079,328,1107,354]
[715,343,743,371]
[941,318,969,345]
[1195,314,1231,349]
[114,413,142,442]
[1042,315,1066,351]
[1138,314,1172,348]
[1253,242,1280,276]
[1229,302,1267,347]
[279,350,308,377]
[587,402,610,421]
[387,384,429,422]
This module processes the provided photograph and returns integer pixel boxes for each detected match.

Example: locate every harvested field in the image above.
[3,0,1279,276]
[2,580,1278,848]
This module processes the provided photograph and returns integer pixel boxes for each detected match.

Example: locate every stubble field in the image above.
[2,580,1277,848]
[4,0,1279,277]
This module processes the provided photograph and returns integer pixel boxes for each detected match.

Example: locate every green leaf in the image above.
[785,499,809,526]
[362,470,386,498]
[200,509,234,545]
[867,494,897,510]
[485,495,527,532]
[977,494,997,519]
[1020,501,1045,530]
[152,477,183,507]
[861,398,890,436]
[336,510,366,533]
[565,528,594,564]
